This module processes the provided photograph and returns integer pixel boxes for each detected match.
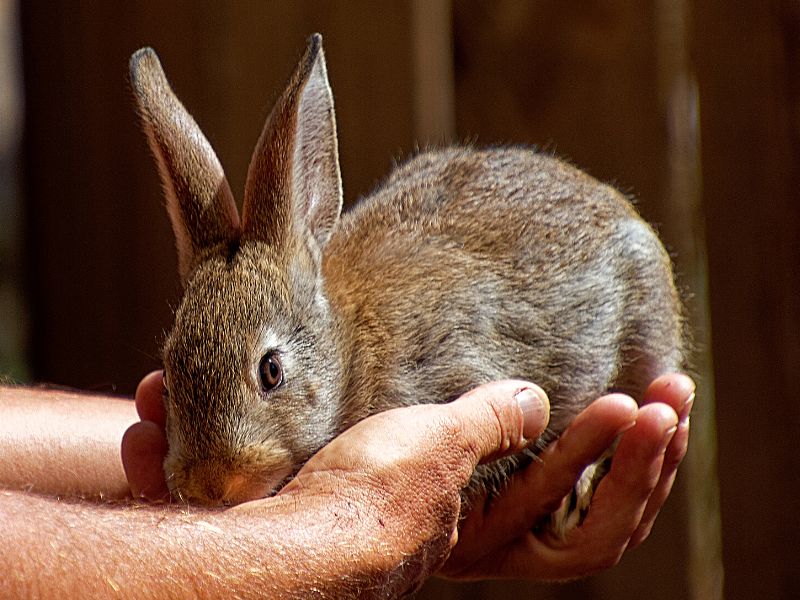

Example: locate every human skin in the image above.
[125,370,693,582]
[2,379,544,598]
[443,374,693,580]
[0,386,135,499]
[0,373,693,597]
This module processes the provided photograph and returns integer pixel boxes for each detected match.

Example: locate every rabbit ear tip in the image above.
[130,47,157,67]
[306,34,324,61]
[130,47,161,82]
[132,46,156,57]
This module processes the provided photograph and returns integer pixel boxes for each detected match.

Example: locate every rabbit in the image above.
[129,33,685,536]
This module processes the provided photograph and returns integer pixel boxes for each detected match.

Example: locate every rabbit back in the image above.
[325,146,685,444]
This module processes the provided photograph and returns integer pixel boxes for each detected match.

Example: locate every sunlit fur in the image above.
[131,35,685,524]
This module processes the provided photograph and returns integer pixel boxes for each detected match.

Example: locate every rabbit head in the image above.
[130,35,345,504]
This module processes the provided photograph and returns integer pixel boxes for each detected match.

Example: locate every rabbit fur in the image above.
[130,34,685,529]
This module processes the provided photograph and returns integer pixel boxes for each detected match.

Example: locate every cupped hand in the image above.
[122,373,551,593]
[270,381,550,593]
[440,373,694,581]
[121,370,693,584]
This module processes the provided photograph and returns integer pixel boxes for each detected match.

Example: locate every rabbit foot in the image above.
[548,448,615,538]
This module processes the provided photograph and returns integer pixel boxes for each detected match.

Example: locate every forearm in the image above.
[0,385,413,598]
[0,378,552,596]
[0,386,136,499]
[0,488,413,599]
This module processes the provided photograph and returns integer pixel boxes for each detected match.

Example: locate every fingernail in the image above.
[680,392,695,425]
[661,425,678,452]
[515,386,550,439]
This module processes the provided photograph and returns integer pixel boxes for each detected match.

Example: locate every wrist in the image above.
[259,472,453,598]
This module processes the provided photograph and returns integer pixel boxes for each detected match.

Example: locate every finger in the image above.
[445,377,696,581]
[640,372,695,418]
[473,402,680,581]
[627,411,688,547]
[120,420,170,501]
[445,381,550,467]
[628,386,693,546]
[573,402,678,559]
[135,370,166,426]
[498,394,636,521]
[447,394,637,570]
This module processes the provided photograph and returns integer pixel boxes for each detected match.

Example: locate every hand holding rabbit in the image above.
[122,369,693,581]
[129,34,685,536]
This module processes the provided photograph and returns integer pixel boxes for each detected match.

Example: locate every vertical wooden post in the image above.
[654,2,723,598]
[693,1,800,598]
[0,0,28,381]
[411,0,456,145]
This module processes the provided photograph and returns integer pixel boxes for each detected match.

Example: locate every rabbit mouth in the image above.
[166,458,294,506]
[217,472,277,506]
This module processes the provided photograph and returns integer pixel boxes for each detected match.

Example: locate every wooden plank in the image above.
[411,0,456,145]
[450,1,718,598]
[693,1,800,598]
[0,0,28,381]
[652,2,723,597]
[20,2,420,392]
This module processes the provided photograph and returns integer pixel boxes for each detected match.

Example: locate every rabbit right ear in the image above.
[130,48,240,283]
[242,34,343,252]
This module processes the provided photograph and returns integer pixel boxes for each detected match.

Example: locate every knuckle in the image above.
[483,398,513,455]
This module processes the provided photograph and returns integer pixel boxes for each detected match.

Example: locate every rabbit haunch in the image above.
[130,35,684,521]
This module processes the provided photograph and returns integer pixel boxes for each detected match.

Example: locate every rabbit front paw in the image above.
[548,448,614,538]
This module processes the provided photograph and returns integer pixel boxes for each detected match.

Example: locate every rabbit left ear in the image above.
[130,48,241,283]
[242,33,343,251]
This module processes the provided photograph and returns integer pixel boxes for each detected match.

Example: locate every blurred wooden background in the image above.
[9,0,799,598]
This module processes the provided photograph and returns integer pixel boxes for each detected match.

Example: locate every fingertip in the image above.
[615,402,679,466]
[455,379,551,462]
[121,420,170,501]
[585,393,638,435]
[643,373,696,415]
[135,370,166,425]
[514,384,550,441]
[603,392,639,420]
[639,402,680,438]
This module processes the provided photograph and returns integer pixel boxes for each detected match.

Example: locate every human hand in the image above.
[121,371,693,584]
[440,373,694,581]
[120,370,170,500]
[262,381,550,594]
[122,373,551,594]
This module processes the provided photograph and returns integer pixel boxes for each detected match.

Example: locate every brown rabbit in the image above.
[130,34,684,535]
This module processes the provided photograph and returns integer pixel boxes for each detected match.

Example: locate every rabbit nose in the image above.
[185,461,242,505]
[199,472,270,506]
[200,480,227,504]
[184,459,273,505]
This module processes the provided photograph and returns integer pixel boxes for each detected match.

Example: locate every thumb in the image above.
[283,380,550,497]
[444,381,550,467]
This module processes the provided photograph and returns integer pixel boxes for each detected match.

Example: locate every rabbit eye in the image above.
[258,353,283,391]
